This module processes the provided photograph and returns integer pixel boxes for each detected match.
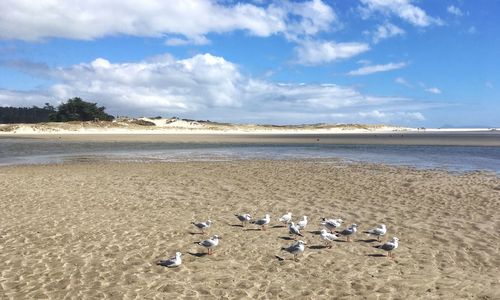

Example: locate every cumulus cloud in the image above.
[295,40,370,65]
[447,5,463,16]
[0,53,430,124]
[359,0,443,27]
[0,0,335,43]
[372,23,405,43]
[347,62,406,76]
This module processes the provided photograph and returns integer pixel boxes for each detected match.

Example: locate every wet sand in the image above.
[3,131,500,146]
[0,160,499,299]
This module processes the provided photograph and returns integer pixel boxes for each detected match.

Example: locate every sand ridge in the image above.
[0,160,499,299]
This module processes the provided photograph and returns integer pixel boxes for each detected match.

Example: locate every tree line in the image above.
[0,97,114,123]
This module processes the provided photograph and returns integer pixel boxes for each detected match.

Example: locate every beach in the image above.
[1,160,499,299]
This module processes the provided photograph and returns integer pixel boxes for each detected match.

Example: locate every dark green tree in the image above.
[49,97,114,122]
[0,105,55,123]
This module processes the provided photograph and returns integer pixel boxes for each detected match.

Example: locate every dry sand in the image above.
[0,160,499,299]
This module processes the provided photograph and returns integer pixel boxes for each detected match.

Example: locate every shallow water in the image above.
[0,137,499,174]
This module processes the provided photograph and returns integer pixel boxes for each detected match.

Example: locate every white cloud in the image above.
[425,87,442,94]
[467,26,477,34]
[0,53,430,124]
[347,62,406,76]
[447,5,463,16]
[360,0,443,27]
[0,0,336,43]
[372,23,405,43]
[50,54,244,111]
[165,35,210,46]
[358,110,425,121]
[295,39,370,65]
[395,77,412,87]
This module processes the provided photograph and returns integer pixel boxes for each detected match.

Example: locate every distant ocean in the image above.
[1,137,499,174]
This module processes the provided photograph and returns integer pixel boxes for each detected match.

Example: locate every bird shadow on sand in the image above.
[187,252,208,258]
[366,253,386,257]
[275,255,286,261]
[230,224,244,227]
[243,228,262,231]
[308,245,329,250]
[356,238,378,243]
[333,239,347,243]
[279,236,295,241]
[307,230,322,235]
[271,225,286,228]
[188,232,204,235]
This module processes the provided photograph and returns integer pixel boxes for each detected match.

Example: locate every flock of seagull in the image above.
[159,212,399,268]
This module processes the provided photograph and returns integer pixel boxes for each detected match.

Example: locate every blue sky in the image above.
[0,0,498,127]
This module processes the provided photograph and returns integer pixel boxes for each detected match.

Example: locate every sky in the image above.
[0,0,498,127]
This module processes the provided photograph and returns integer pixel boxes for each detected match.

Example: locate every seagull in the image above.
[320,218,343,233]
[288,222,304,239]
[196,235,221,255]
[339,224,358,242]
[364,224,387,241]
[319,229,339,248]
[278,212,293,225]
[281,240,307,261]
[297,216,308,230]
[191,220,212,234]
[377,237,399,258]
[234,213,252,227]
[158,252,182,268]
[253,214,271,230]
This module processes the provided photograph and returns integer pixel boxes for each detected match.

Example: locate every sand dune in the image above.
[0,160,499,298]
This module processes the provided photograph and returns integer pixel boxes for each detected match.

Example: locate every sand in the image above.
[3,131,500,146]
[0,160,499,299]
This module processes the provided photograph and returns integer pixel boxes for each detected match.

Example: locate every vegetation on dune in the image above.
[49,97,114,122]
[0,103,55,124]
[0,97,114,123]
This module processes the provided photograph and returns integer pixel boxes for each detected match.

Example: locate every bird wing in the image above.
[380,242,395,251]
[200,240,214,247]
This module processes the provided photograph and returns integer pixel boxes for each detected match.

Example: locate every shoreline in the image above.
[2,131,500,146]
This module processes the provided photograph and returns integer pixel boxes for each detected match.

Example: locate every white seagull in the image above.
[320,218,343,233]
[234,213,252,227]
[364,224,387,241]
[253,214,271,230]
[319,229,339,248]
[281,240,307,261]
[196,235,221,255]
[158,252,182,268]
[339,224,358,242]
[288,222,304,239]
[377,237,399,258]
[191,219,212,234]
[278,212,293,225]
[297,216,308,230]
